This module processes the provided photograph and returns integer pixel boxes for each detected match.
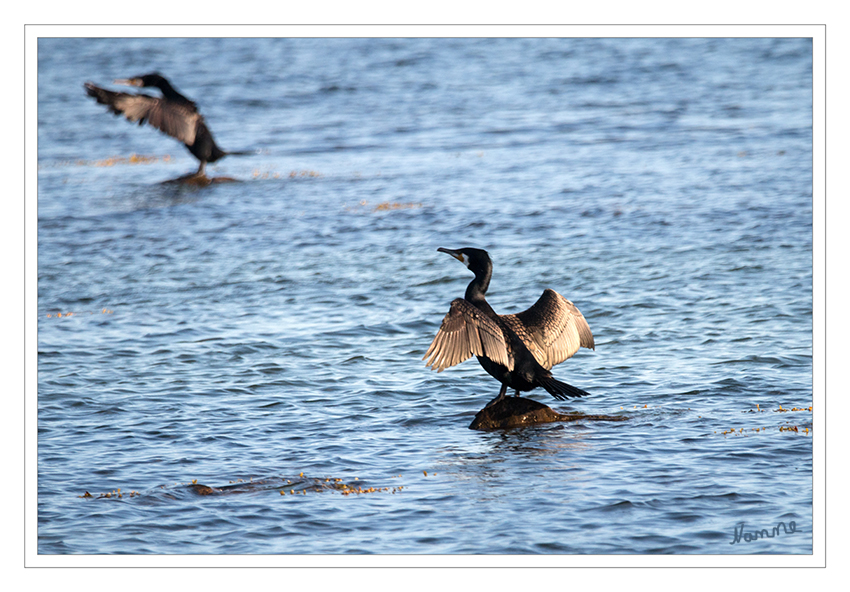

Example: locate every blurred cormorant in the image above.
[424,247,595,405]
[84,73,231,176]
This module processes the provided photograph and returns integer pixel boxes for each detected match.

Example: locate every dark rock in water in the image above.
[469,396,627,430]
[189,483,220,495]
[161,173,239,187]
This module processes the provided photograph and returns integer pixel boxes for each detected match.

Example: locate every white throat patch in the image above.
[461,253,470,268]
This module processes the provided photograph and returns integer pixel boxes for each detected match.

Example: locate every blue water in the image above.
[37,37,813,554]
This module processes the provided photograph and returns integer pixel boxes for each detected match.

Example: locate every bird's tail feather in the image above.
[538,375,590,400]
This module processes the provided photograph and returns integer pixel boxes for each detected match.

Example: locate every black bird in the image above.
[424,248,594,405]
[84,73,229,176]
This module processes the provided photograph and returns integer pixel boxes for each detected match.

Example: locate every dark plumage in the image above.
[424,247,594,405]
[84,73,227,176]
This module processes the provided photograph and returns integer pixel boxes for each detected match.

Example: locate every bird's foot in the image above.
[484,393,506,408]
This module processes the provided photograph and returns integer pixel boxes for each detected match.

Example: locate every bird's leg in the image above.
[196,161,207,177]
[514,389,521,397]
[484,383,508,408]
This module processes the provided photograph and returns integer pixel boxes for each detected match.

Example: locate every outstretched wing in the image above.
[85,82,199,146]
[503,288,594,370]
[423,299,512,372]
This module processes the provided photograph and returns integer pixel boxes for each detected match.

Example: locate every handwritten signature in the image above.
[730,521,797,544]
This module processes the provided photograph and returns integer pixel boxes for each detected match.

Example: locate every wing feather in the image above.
[506,288,594,370]
[85,83,199,145]
[448,330,459,368]
[424,299,512,372]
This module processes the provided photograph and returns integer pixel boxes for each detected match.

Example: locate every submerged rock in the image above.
[189,483,220,495]
[469,396,626,430]
[161,173,239,187]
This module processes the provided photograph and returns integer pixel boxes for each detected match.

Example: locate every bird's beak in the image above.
[437,247,464,262]
[113,78,142,87]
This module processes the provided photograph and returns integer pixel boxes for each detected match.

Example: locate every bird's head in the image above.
[114,73,168,88]
[437,247,492,276]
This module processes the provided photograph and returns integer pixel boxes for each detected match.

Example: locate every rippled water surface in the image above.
[37,37,813,555]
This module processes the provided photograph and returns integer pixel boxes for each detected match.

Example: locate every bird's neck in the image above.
[156,81,192,105]
[464,267,492,309]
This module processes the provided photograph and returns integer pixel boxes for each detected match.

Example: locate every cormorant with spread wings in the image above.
[85,73,230,177]
[424,247,594,405]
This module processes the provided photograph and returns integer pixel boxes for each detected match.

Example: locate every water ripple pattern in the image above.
[37,37,812,554]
